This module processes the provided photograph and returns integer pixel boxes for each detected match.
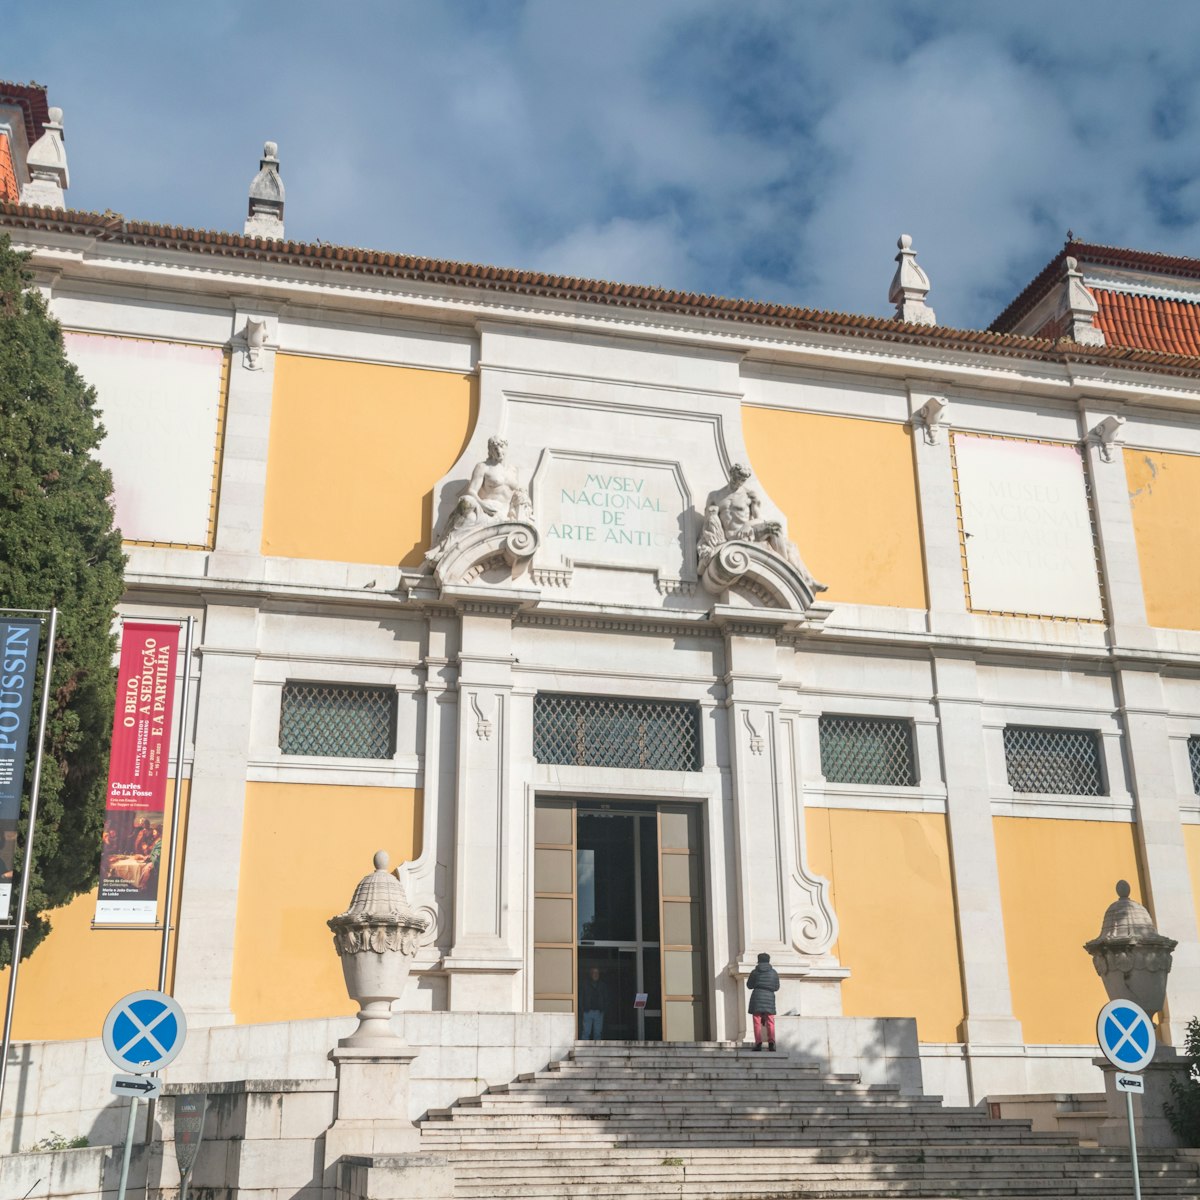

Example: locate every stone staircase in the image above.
[419,1041,1200,1199]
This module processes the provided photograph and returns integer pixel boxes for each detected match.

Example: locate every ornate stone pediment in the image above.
[701,540,817,611]
[430,520,539,587]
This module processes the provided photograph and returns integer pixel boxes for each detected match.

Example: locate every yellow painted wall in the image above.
[1185,826,1200,940]
[231,783,422,1024]
[743,409,927,609]
[0,783,190,1042]
[805,807,963,1041]
[995,816,1143,1044]
[262,356,478,566]
[1125,448,1200,630]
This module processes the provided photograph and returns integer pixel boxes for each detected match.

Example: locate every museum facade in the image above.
[4,96,1200,1109]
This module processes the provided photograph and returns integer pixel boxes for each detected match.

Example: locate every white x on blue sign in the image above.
[102,990,187,1074]
[1097,998,1155,1073]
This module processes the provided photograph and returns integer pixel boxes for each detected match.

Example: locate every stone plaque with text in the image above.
[532,452,692,586]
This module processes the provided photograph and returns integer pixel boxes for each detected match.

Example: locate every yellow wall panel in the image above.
[262,356,477,566]
[1125,448,1200,630]
[995,817,1143,1045]
[231,783,422,1025]
[743,409,927,609]
[1186,826,1200,940]
[0,783,190,1042]
[805,808,963,1042]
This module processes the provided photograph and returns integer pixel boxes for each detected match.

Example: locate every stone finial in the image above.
[1063,256,1105,346]
[20,107,69,209]
[328,850,430,1047]
[1084,880,1177,1017]
[244,140,285,239]
[888,234,936,326]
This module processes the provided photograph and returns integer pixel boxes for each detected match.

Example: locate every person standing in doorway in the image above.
[580,966,608,1040]
[747,952,780,1051]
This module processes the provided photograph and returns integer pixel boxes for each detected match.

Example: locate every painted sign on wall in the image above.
[63,333,225,547]
[95,622,180,925]
[0,618,41,919]
[954,434,1104,620]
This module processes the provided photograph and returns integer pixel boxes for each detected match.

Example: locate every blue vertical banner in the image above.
[0,618,42,920]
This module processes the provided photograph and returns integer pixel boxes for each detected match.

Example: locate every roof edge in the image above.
[5,202,1200,377]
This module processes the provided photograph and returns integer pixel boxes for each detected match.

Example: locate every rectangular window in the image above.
[279,682,397,759]
[1190,736,1200,796]
[534,694,701,772]
[1003,726,1105,796]
[818,716,916,787]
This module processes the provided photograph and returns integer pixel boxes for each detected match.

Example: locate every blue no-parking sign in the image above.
[102,990,187,1074]
[1096,998,1155,1073]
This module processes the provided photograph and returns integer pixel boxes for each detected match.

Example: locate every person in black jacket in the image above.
[580,967,608,1040]
[746,952,780,1051]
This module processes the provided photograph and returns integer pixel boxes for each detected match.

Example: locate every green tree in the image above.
[0,234,124,966]
[1165,1016,1200,1145]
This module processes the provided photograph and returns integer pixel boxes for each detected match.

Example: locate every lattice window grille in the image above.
[819,716,916,787]
[279,682,397,759]
[1190,736,1200,796]
[534,694,701,772]
[1003,726,1105,796]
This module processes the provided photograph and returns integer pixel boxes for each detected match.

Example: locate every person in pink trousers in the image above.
[746,952,780,1051]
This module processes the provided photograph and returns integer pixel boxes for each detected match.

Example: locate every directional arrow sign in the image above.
[111,1073,162,1100]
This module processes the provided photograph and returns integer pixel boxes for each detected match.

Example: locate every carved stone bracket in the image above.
[431,521,540,588]
[701,541,816,612]
[791,867,838,956]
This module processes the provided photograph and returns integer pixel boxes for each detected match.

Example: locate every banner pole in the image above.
[158,615,193,995]
[0,607,59,1110]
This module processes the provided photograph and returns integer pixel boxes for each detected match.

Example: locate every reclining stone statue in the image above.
[698,463,826,598]
[426,436,535,566]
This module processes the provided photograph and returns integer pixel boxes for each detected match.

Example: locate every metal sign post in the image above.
[102,989,188,1200]
[1097,998,1156,1200]
[0,607,58,1111]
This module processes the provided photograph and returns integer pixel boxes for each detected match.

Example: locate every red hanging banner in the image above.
[94,622,181,925]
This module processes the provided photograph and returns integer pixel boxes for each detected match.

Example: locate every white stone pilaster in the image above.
[1114,667,1200,1046]
[171,600,260,1024]
[443,602,522,1010]
[907,386,971,639]
[208,308,279,566]
[932,655,1024,1054]
[724,624,842,1017]
[1079,409,1152,647]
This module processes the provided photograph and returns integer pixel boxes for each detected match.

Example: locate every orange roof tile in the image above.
[0,134,18,204]
[1093,290,1200,356]
[0,81,50,149]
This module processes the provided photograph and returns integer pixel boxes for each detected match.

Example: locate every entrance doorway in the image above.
[533,800,707,1042]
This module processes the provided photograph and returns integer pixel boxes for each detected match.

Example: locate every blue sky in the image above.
[7,1,1200,328]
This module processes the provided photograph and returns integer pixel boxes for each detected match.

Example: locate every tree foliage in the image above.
[0,234,125,965]
[1165,1015,1200,1145]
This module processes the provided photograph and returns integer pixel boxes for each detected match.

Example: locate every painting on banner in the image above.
[95,623,180,925]
[0,618,41,919]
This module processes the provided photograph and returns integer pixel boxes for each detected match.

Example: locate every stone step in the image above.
[413,1042,1200,1200]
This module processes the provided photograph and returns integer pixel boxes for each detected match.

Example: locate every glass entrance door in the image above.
[534,799,709,1041]
[576,808,662,1041]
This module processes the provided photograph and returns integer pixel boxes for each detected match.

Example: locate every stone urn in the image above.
[328,850,430,1047]
[1084,880,1177,1017]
